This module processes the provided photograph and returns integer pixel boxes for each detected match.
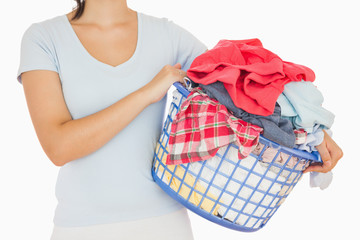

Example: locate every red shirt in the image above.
[187,39,315,116]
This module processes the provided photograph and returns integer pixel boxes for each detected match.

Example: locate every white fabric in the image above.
[310,171,333,190]
[50,208,194,240]
[186,145,287,228]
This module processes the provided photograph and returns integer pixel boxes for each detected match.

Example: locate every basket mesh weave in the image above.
[151,83,320,232]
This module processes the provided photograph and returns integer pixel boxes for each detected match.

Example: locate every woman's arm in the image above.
[21,63,186,166]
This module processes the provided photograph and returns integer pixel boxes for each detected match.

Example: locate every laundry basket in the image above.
[151,82,321,232]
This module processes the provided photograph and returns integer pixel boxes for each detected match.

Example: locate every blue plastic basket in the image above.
[152,82,321,232]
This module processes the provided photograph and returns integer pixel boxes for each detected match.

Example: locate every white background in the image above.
[1,0,359,239]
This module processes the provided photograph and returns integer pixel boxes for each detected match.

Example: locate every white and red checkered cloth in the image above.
[166,88,263,165]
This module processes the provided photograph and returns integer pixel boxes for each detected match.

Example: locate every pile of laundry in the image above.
[153,38,335,228]
[167,39,334,183]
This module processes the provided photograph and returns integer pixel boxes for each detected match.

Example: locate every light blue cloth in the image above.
[296,124,325,152]
[277,80,335,133]
[310,171,333,190]
[17,12,207,227]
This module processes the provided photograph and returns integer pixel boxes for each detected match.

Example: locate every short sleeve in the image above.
[167,20,207,72]
[17,23,59,84]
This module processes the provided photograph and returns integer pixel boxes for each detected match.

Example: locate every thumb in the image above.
[316,141,332,170]
[304,140,331,173]
[173,63,181,69]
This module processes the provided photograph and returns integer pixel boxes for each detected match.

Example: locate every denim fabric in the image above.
[199,82,296,148]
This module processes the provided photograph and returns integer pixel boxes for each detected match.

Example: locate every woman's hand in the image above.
[141,63,187,104]
[303,130,343,173]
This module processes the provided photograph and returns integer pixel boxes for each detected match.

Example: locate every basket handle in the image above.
[311,151,322,163]
[173,81,191,96]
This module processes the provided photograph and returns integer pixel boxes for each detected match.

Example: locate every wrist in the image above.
[138,84,156,105]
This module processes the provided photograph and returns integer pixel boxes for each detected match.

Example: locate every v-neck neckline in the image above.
[62,11,142,72]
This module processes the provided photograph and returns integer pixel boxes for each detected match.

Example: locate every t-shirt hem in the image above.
[17,66,59,84]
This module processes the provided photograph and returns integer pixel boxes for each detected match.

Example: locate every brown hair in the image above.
[72,0,86,20]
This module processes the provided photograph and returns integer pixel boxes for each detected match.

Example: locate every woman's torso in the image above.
[17,11,207,227]
[46,12,182,227]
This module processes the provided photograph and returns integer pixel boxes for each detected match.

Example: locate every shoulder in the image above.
[139,12,172,27]
[139,12,187,35]
[21,15,65,41]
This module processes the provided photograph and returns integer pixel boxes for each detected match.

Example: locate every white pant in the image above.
[50,208,194,240]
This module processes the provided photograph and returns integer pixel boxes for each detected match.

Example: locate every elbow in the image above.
[41,126,77,167]
[37,125,72,167]
[52,159,66,167]
[46,144,67,167]
[48,150,66,167]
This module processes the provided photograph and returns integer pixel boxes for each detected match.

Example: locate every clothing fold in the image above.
[167,87,263,165]
[187,39,315,116]
[199,81,296,148]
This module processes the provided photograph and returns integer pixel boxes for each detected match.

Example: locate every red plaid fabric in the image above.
[294,129,307,144]
[166,88,263,165]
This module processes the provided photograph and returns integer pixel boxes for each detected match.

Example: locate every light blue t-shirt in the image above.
[17,12,207,227]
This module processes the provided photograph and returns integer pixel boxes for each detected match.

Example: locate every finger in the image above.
[303,163,326,174]
[316,140,332,168]
[303,142,331,173]
[178,74,187,87]
[324,130,344,162]
[179,70,186,78]
[173,63,181,69]
[175,69,186,81]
